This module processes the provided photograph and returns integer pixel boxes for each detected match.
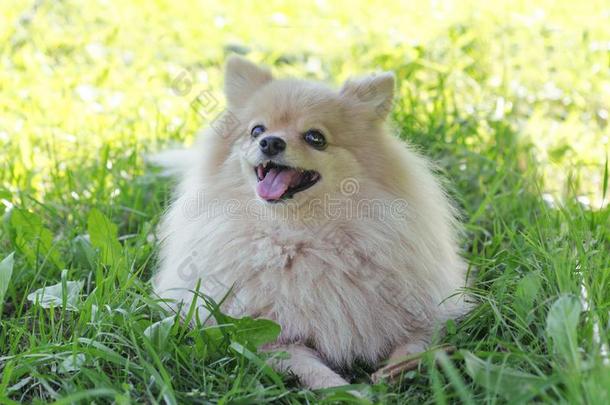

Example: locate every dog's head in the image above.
[223,56,395,205]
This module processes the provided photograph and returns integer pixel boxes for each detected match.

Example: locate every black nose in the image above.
[259,136,286,156]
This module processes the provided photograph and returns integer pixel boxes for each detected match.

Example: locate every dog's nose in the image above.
[259,136,286,156]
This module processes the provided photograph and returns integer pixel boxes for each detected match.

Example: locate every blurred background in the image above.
[0,0,608,210]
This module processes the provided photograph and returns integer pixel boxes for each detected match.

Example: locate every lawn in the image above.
[1,0,609,403]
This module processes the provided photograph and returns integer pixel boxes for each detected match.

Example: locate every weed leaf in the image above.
[9,209,63,269]
[59,353,86,373]
[233,317,281,349]
[0,252,15,310]
[545,295,582,368]
[87,209,122,267]
[463,351,547,401]
[514,272,541,324]
[27,269,84,311]
[143,316,176,349]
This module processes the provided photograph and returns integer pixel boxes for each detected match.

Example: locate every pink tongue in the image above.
[256,168,300,200]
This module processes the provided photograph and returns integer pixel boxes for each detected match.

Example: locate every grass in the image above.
[0,0,609,403]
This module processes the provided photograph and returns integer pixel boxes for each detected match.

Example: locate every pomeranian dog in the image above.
[152,56,470,389]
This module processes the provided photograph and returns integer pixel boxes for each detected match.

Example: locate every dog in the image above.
[152,56,471,389]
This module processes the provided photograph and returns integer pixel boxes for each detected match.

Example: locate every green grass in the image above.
[1,0,609,403]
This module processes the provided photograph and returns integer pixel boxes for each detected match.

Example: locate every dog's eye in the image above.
[303,129,327,150]
[251,125,266,138]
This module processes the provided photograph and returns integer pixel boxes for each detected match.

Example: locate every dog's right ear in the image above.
[224,56,272,109]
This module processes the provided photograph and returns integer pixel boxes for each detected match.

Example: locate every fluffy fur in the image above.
[153,56,470,388]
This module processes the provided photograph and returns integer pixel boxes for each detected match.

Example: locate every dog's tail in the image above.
[145,148,196,177]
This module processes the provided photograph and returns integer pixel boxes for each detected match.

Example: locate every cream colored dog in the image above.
[153,56,470,389]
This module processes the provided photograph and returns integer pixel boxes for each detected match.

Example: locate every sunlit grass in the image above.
[0,0,609,403]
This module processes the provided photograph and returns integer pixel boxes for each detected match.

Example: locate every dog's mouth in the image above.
[254,161,320,202]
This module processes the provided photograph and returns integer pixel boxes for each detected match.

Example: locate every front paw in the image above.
[307,373,349,390]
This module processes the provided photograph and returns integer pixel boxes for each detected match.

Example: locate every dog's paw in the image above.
[308,373,350,390]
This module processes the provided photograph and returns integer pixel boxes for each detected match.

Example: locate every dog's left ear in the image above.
[340,72,395,120]
[224,55,273,109]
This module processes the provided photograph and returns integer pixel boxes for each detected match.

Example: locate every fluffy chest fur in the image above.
[155,190,447,367]
[224,223,436,366]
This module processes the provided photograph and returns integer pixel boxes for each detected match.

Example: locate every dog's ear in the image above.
[224,55,272,109]
[340,72,395,120]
